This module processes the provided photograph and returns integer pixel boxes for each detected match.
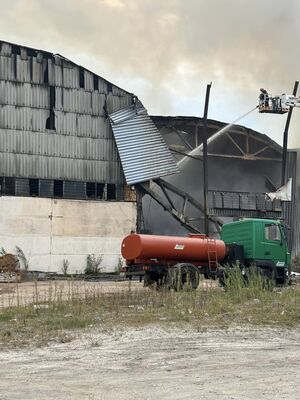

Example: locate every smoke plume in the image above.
[0,0,300,146]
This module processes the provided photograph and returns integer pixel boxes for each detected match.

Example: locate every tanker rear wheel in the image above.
[144,272,166,289]
[166,263,200,291]
[143,273,157,289]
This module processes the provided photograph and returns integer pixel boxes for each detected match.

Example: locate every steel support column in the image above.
[202,83,212,236]
[282,80,299,185]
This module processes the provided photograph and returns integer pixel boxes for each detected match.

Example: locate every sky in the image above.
[0,0,300,147]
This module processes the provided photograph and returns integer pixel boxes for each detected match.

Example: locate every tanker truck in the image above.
[121,218,290,289]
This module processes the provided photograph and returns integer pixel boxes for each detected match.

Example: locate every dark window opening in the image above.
[0,178,122,200]
[86,183,106,200]
[15,178,29,196]
[43,61,49,84]
[46,113,55,130]
[107,184,116,200]
[49,86,56,108]
[4,178,15,196]
[116,184,124,201]
[79,67,85,88]
[64,181,85,199]
[29,179,39,197]
[39,180,53,197]
[53,180,63,197]
[93,75,99,91]
[107,82,112,93]
[86,182,96,198]
[103,97,108,118]
[13,54,17,79]
[27,48,37,57]
[96,183,105,199]
[29,57,33,81]
[11,45,21,55]
[46,86,56,130]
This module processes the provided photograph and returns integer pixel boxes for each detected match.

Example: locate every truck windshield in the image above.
[265,224,281,241]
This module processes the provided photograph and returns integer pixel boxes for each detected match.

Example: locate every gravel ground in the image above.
[0,326,300,400]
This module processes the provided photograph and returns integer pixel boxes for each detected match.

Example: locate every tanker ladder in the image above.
[207,238,219,275]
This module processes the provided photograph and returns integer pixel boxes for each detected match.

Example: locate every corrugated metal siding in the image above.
[0,126,122,182]
[0,153,123,182]
[294,187,300,256]
[109,101,179,185]
[0,40,134,183]
[0,129,119,160]
[291,150,300,256]
[0,81,49,109]
[0,105,49,132]
[62,62,79,89]
[284,150,299,256]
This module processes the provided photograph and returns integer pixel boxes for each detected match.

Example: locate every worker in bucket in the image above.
[259,88,269,108]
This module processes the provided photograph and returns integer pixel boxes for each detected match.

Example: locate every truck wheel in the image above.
[218,273,226,287]
[143,273,156,289]
[244,266,275,290]
[261,267,276,289]
[166,263,200,291]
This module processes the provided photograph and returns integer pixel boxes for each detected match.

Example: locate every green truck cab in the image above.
[221,219,290,285]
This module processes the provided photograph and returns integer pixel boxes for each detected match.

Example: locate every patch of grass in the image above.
[1,272,300,348]
[0,310,16,323]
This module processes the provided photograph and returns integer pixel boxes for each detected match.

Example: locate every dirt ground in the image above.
[0,279,142,308]
[0,279,218,308]
[0,325,300,400]
[1,280,300,399]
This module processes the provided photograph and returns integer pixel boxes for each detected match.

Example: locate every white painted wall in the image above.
[0,197,136,273]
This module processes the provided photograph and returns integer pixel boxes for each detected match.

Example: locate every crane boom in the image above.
[281,94,300,108]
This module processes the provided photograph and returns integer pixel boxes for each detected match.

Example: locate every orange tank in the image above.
[121,234,226,263]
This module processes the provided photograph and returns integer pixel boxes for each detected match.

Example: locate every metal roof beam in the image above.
[225,133,246,155]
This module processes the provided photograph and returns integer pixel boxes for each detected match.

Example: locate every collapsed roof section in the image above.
[109,101,179,185]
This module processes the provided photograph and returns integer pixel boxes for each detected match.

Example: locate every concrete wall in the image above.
[0,196,136,273]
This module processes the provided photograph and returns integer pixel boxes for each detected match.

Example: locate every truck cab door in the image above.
[263,223,286,267]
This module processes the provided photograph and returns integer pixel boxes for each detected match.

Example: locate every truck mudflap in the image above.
[275,266,289,285]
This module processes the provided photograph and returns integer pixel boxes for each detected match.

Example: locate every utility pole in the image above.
[281,80,299,186]
[202,83,212,236]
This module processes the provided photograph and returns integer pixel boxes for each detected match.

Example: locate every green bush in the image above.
[85,254,103,275]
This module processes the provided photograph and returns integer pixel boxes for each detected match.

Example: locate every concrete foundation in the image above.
[0,197,136,273]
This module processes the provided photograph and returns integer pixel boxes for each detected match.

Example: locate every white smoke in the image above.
[0,0,300,146]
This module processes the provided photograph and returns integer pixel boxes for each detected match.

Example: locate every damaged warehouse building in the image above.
[0,40,299,274]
